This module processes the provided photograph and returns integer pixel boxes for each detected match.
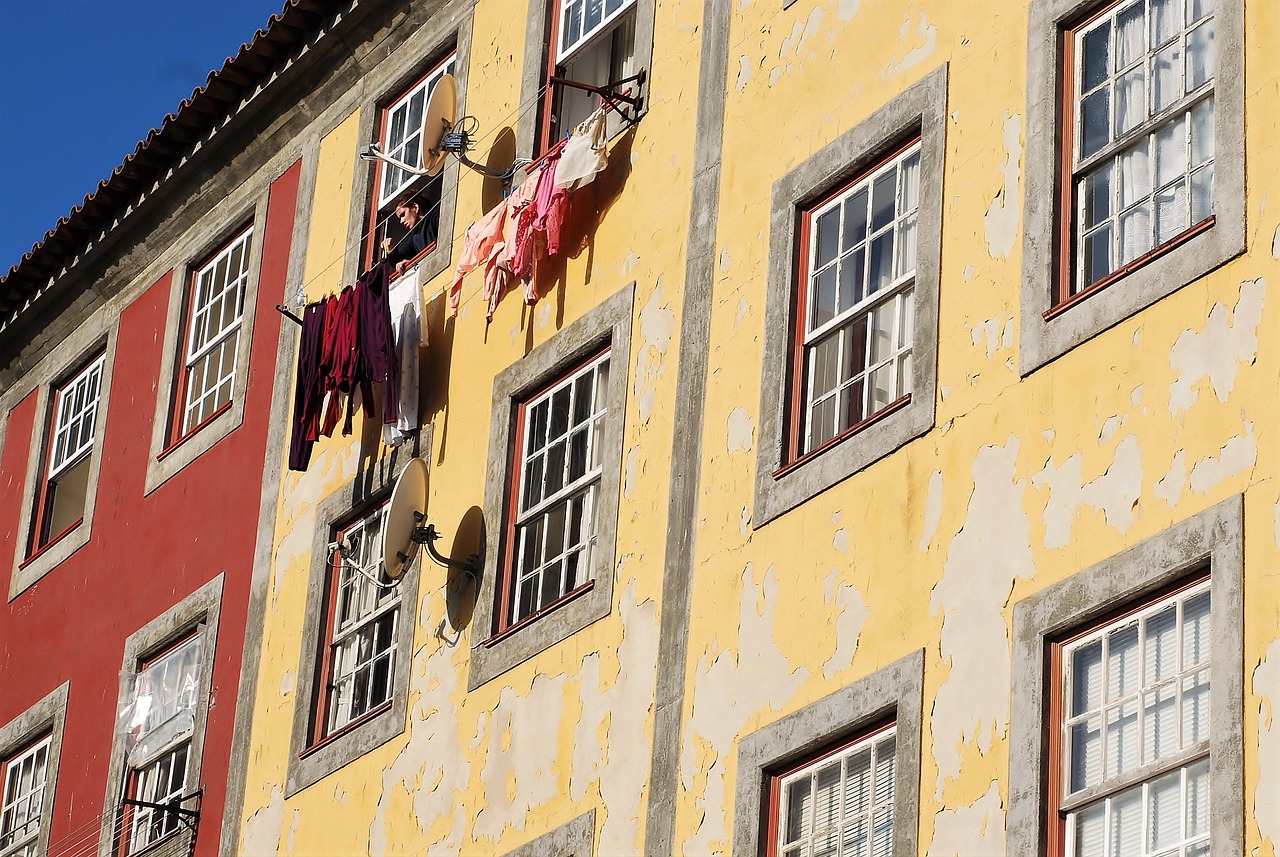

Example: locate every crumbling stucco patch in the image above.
[279,670,295,696]
[369,641,467,854]
[1188,424,1257,495]
[1254,639,1280,850]
[833,528,849,553]
[736,55,754,92]
[634,281,675,425]
[883,13,938,79]
[930,437,1035,799]
[927,780,1006,857]
[822,571,869,678]
[838,0,862,22]
[1168,278,1265,415]
[624,445,641,500]
[1155,450,1188,507]
[920,469,944,551]
[727,407,755,453]
[983,113,1022,260]
[241,786,286,856]
[735,296,750,331]
[474,673,569,840]
[1032,434,1143,549]
[681,564,809,855]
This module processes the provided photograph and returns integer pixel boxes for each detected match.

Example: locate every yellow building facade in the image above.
[226,0,1280,855]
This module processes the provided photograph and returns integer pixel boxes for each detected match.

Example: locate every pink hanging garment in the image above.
[449,200,508,317]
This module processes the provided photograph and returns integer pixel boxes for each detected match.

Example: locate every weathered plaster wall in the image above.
[231,0,1280,854]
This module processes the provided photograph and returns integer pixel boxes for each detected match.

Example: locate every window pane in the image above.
[1083,224,1113,287]
[1115,2,1146,70]
[1155,180,1188,244]
[1189,98,1214,165]
[1107,624,1140,699]
[870,172,896,232]
[1081,90,1111,159]
[1186,756,1210,836]
[839,248,866,313]
[868,233,894,294]
[1116,65,1146,135]
[1186,20,1215,90]
[1110,786,1142,856]
[1155,116,1187,187]
[1119,202,1152,264]
[816,209,840,267]
[1190,163,1213,223]
[1181,668,1210,745]
[1082,22,1111,91]
[1105,698,1139,777]
[1152,40,1182,113]
[1152,0,1181,47]
[1084,163,1114,229]
[1075,802,1106,857]
[1070,716,1103,792]
[1072,640,1104,715]
[1181,590,1211,666]
[811,267,837,329]
[1142,683,1178,762]
[842,188,869,247]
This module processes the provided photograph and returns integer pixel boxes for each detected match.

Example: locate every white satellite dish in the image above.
[421,74,458,177]
[384,457,429,580]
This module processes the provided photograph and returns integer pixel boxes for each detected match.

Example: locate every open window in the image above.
[114,631,205,855]
[27,352,105,557]
[366,54,457,270]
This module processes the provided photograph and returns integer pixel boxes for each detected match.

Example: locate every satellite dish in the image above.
[421,74,458,177]
[384,457,429,580]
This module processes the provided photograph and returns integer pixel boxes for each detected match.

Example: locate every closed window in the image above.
[772,726,897,857]
[321,503,400,738]
[1054,578,1211,856]
[28,352,105,555]
[1067,0,1216,297]
[502,349,610,630]
[117,631,204,855]
[0,737,50,857]
[368,55,457,268]
[795,142,920,457]
[540,0,639,150]
[175,227,254,440]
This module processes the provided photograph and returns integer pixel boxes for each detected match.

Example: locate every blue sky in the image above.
[0,0,289,271]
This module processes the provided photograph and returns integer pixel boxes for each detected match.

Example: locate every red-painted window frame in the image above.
[363,53,457,272]
[26,351,106,558]
[167,224,255,449]
[0,733,52,856]
[310,500,398,747]
[783,136,921,467]
[1044,569,1212,857]
[494,344,611,635]
[763,717,896,857]
[1053,0,1218,307]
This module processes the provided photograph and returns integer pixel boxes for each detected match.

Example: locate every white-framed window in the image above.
[370,54,457,264]
[178,227,254,437]
[0,737,50,857]
[774,726,897,857]
[29,352,105,553]
[117,631,204,855]
[126,743,190,854]
[325,504,400,736]
[504,350,611,628]
[1058,579,1211,857]
[1070,0,1215,294]
[544,0,639,147]
[798,141,920,456]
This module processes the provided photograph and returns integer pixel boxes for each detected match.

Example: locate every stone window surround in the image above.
[343,8,473,291]
[754,65,947,527]
[1018,0,1245,376]
[145,202,268,497]
[498,809,595,857]
[732,648,925,857]
[514,0,656,159]
[0,683,69,857]
[287,445,426,797]
[6,322,119,601]
[1007,496,1244,855]
[98,575,224,857]
[469,283,634,690]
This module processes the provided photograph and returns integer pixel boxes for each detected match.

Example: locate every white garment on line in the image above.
[384,266,426,447]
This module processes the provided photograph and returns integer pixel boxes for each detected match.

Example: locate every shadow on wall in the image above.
[441,503,484,638]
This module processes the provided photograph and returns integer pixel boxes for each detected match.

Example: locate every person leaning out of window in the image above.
[382,188,439,274]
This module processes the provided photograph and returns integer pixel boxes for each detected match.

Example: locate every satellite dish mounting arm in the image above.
[410,513,479,578]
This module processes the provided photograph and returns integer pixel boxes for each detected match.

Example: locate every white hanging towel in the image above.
[554,106,609,190]
[384,265,425,447]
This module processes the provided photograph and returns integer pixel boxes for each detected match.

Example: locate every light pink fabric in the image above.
[450,201,507,318]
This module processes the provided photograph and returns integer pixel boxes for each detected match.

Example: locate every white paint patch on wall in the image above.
[1032,434,1143,549]
[837,0,862,22]
[473,674,568,840]
[1168,278,1265,415]
[930,437,1035,799]
[241,785,286,856]
[624,445,641,499]
[727,406,755,453]
[833,528,849,552]
[369,642,468,854]
[822,575,869,678]
[983,114,1023,260]
[1254,639,1280,850]
[736,55,754,92]
[920,469,944,551]
[883,13,938,79]
[1154,450,1187,506]
[680,564,809,855]
[1188,424,1257,494]
[926,780,1006,857]
[635,281,675,425]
